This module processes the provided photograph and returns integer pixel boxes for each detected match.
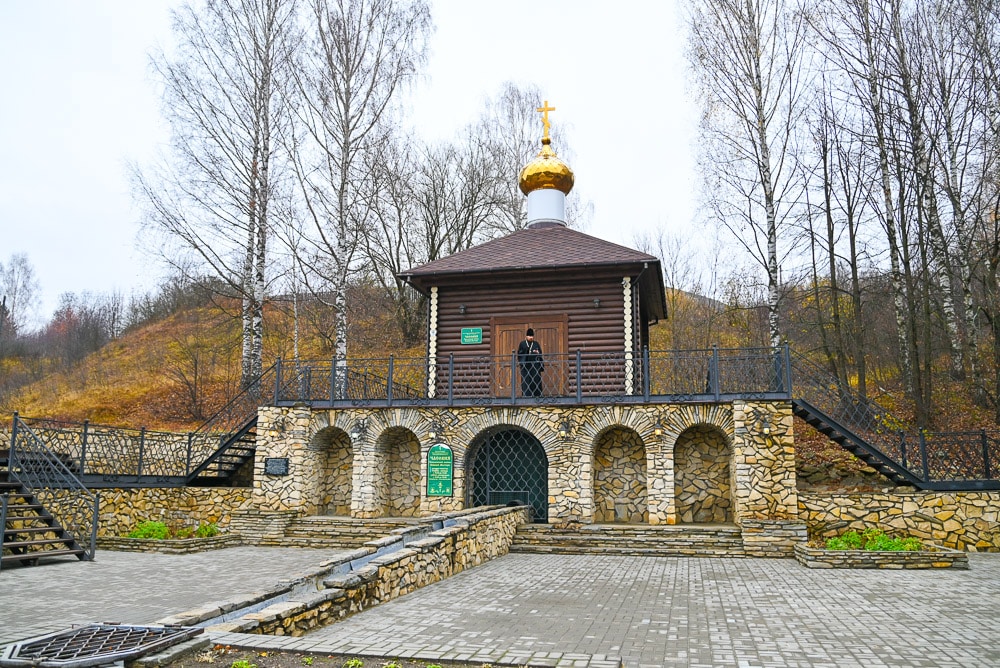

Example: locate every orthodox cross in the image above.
[536,100,556,140]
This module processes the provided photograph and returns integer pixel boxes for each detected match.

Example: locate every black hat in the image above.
[526,328,534,336]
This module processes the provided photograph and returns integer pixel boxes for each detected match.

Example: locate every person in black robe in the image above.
[517,328,544,397]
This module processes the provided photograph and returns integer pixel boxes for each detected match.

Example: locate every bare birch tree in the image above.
[135,0,297,390]
[287,0,431,383]
[0,253,41,337]
[686,0,810,348]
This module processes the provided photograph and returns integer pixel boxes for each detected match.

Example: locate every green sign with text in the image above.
[426,443,454,496]
[461,327,483,344]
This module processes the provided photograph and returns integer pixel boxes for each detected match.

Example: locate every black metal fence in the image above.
[9,345,998,490]
[272,346,792,406]
[789,351,1000,485]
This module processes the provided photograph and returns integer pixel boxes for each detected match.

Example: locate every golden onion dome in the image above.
[518,137,575,196]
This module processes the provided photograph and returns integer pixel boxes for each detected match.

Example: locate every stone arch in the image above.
[660,404,735,442]
[465,424,549,522]
[576,406,662,444]
[592,425,648,523]
[455,409,561,463]
[310,425,353,515]
[372,426,422,517]
[674,424,733,524]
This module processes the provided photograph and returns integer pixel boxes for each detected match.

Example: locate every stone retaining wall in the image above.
[98,533,242,553]
[161,505,530,637]
[739,519,808,558]
[799,491,1000,552]
[95,487,252,537]
[793,543,969,569]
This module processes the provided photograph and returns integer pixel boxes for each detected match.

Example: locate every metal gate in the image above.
[467,428,548,522]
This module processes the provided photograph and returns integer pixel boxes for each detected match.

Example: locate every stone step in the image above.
[509,544,745,557]
[281,516,418,544]
[516,523,742,534]
[511,524,746,558]
[512,534,743,545]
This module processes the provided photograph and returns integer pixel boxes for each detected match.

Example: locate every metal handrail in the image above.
[271,346,792,405]
[7,413,99,560]
[790,351,1000,484]
[190,363,278,439]
[17,417,189,479]
[6,345,999,489]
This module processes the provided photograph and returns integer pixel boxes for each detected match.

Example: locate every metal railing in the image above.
[16,417,192,483]
[7,345,999,490]
[272,346,792,406]
[790,351,1000,486]
[4,414,99,560]
[8,348,790,486]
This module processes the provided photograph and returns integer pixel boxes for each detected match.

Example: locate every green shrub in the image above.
[230,660,256,668]
[195,522,220,538]
[124,520,222,540]
[342,659,364,668]
[824,528,923,552]
[825,530,862,550]
[126,521,170,540]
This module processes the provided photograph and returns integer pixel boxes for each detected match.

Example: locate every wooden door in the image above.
[492,316,568,397]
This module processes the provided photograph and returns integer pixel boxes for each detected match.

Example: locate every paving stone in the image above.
[3,548,1000,667]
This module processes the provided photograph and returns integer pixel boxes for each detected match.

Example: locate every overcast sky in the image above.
[0,1,699,324]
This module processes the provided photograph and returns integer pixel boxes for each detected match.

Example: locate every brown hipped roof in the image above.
[401,224,657,275]
[399,224,667,319]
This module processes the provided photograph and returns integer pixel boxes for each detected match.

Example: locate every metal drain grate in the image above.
[0,624,203,668]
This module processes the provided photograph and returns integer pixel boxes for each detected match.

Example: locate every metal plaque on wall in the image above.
[426,443,453,496]
[264,457,289,476]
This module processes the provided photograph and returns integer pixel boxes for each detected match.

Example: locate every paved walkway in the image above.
[4,549,1000,668]
[0,547,350,646]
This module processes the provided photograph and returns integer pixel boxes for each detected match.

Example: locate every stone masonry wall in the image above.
[674,424,732,523]
[252,401,799,531]
[385,428,422,516]
[253,406,320,513]
[194,506,531,637]
[732,401,798,521]
[315,428,352,515]
[799,491,1000,551]
[593,427,647,523]
[43,487,252,537]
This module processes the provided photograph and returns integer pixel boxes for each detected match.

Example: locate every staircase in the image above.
[184,364,288,486]
[186,420,258,486]
[1,481,87,567]
[277,516,421,549]
[792,399,921,487]
[511,524,746,557]
[790,351,1000,491]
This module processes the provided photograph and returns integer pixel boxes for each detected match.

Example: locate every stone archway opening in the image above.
[466,427,548,522]
[674,424,733,524]
[593,426,648,523]
[313,426,353,516]
[374,427,422,517]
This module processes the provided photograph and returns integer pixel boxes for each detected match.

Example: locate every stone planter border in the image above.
[793,542,969,569]
[98,533,242,554]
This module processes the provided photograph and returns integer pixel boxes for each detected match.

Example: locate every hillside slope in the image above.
[7,294,421,431]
